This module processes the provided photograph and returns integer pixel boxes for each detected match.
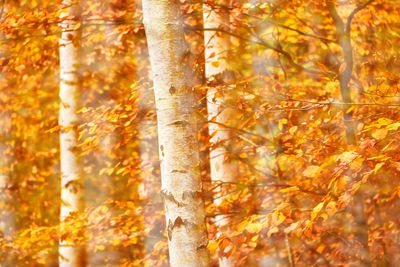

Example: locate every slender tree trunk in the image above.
[326,0,356,145]
[142,1,210,266]
[0,7,15,263]
[59,1,84,266]
[203,1,239,266]
[0,112,15,266]
[326,1,370,265]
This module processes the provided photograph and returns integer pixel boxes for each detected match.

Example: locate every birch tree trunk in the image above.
[142,1,209,266]
[59,1,84,266]
[203,1,239,266]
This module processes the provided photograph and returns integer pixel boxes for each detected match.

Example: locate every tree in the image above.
[326,1,373,265]
[58,0,84,266]
[203,1,239,266]
[2,0,400,266]
[0,111,15,266]
[142,0,209,266]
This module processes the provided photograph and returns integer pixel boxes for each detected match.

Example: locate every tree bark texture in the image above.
[59,1,84,266]
[203,1,239,266]
[142,0,210,266]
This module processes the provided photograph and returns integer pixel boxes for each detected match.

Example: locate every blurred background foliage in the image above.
[1,0,400,266]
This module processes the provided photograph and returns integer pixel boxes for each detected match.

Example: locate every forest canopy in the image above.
[0,0,400,266]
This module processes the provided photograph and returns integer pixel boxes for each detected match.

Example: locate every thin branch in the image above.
[186,24,324,75]
[326,0,345,34]
[276,23,336,43]
[346,0,374,33]
[283,99,400,107]
[0,0,5,22]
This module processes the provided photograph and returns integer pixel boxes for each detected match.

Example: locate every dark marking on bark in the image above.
[161,189,185,207]
[181,49,191,64]
[60,101,71,109]
[167,219,173,240]
[160,145,165,157]
[182,191,192,201]
[64,180,82,194]
[167,120,190,127]
[169,85,176,95]
[167,216,185,241]
[196,244,207,251]
[171,169,187,174]
[182,190,202,201]
[207,69,236,86]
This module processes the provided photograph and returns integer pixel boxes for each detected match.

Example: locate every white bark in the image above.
[59,1,83,266]
[142,1,209,266]
[203,1,238,266]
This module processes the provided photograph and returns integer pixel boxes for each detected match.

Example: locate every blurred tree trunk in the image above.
[0,112,16,266]
[203,1,239,266]
[326,1,371,265]
[0,4,15,263]
[59,1,84,266]
[142,0,210,266]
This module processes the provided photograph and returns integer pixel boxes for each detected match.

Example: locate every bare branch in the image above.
[0,0,5,22]
[346,0,374,33]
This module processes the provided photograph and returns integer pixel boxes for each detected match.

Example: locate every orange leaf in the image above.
[211,61,220,68]
[219,238,231,251]
[317,63,328,73]
[339,63,347,74]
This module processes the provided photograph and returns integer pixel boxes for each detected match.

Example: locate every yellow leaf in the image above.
[346,106,355,114]
[95,245,105,251]
[387,122,400,131]
[374,162,385,174]
[73,22,81,31]
[316,244,326,254]
[376,118,392,127]
[246,222,262,234]
[289,126,298,135]
[372,128,388,140]
[280,186,299,193]
[277,212,286,225]
[37,258,46,264]
[207,240,219,254]
[311,202,324,220]
[337,151,359,163]
[56,9,69,18]
[278,118,287,131]
[239,152,248,158]
[267,226,279,237]
[303,165,320,178]
[111,239,121,246]
[325,201,337,215]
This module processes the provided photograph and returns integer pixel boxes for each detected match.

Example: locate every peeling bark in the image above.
[142,0,209,266]
[59,1,84,266]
